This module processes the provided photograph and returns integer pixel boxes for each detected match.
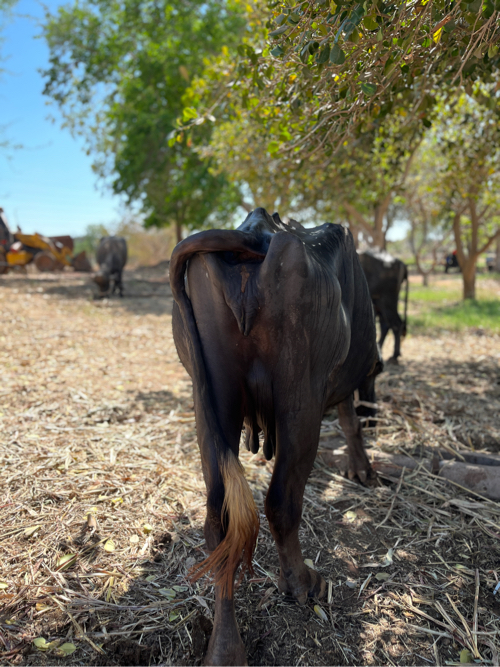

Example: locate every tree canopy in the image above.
[179,0,500,159]
[42,0,247,240]
[405,84,500,297]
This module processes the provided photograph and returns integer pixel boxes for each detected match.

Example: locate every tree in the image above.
[0,0,16,61]
[332,119,422,249]
[405,196,450,286]
[414,86,500,299]
[179,0,499,168]
[42,0,246,242]
[241,0,499,157]
[402,150,452,285]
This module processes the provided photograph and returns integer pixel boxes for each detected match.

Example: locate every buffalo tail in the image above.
[170,231,262,598]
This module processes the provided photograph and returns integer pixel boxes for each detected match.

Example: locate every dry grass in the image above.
[0,272,499,666]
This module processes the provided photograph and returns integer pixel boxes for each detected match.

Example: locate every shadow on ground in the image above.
[0,273,174,317]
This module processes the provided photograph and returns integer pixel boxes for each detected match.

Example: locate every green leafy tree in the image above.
[186,38,424,241]
[42,0,246,243]
[413,86,500,299]
[179,0,499,164]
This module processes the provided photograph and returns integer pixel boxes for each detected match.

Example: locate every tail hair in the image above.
[191,452,259,598]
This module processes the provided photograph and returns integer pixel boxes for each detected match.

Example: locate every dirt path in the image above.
[1,274,499,666]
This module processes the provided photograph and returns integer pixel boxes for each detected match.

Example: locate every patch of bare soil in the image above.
[1,273,499,666]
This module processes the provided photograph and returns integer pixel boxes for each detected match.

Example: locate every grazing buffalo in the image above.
[170,209,382,666]
[93,236,127,297]
[359,250,408,363]
[445,251,461,273]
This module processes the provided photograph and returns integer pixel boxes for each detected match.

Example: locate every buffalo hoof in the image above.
[386,356,399,365]
[348,464,378,487]
[278,563,326,605]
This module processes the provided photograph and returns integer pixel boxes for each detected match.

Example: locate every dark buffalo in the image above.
[359,250,408,363]
[170,209,382,665]
[445,251,461,273]
[93,236,127,296]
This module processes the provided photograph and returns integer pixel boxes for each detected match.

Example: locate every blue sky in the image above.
[0,0,122,237]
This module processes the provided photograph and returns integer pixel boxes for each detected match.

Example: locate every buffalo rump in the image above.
[170,209,381,665]
[94,236,127,297]
[359,250,408,362]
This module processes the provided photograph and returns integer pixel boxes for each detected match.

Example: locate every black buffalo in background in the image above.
[359,249,408,363]
[445,251,461,273]
[93,236,128,297]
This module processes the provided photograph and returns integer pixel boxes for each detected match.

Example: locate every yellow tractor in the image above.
[0,232,92,274]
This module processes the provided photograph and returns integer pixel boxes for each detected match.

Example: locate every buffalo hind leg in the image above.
[390,322,403,362]
[378,316,390,352]
[338,395,376,485]
[201,469,247,666]
[192,389,249,666]
[266,413,326,605]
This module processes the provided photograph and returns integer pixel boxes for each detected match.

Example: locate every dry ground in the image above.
[1,271,499,667]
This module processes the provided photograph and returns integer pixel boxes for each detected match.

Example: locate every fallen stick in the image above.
[438,461,500,501]
[317,446,500,501]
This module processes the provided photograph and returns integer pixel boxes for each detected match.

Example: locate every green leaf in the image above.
[269,24,289,37]
[330,44,346,65]
[271,45,285,57]
[467,0,482,11]
[488,44,499,58]
[384,58,397,76]
[317,44,331,63]
[267,140,280,154]
[158,588,176,599]
[363,15,378,30]
[361,82,377,96]
[33,638,49,650]
[182,107,197,122]
[460,649,473,663]
[375,572,390,581]
[274,13,287,26]
[300,44,310,62]
[56,643,77,657]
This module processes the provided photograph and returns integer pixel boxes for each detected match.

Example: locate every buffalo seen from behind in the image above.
[93,236,127,297]
[359,249,409,363]
[170,208,382,666]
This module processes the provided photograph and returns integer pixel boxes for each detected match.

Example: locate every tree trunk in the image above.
[462,263,476,300]
[423,273,429,287]
[453,206,478,301]
[175,220,182,245]
[373,208,386,249]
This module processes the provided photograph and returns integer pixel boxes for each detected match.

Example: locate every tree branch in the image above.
[240,200,253,213]
[342,202,373,237]
[478,228,500,256]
